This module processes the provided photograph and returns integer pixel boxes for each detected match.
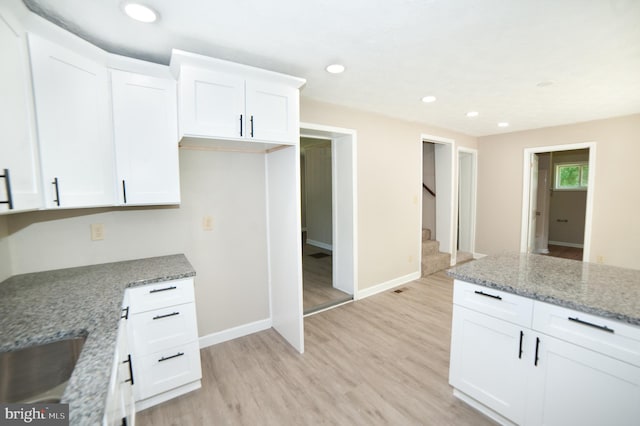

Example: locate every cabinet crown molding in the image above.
[169,48,306,89]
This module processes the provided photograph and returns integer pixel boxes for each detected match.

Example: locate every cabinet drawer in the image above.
[533,301,640,367]
[127,278,194,313]
[129,302,198,356]
[133,341,202,401]
[453,280,533,327]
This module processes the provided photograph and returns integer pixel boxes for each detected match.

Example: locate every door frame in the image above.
[421,134,455,265]
[300,122,358,299]
[520,142,596,261]
[457,147,478,256]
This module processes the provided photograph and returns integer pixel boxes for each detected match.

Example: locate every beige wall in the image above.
[422,142,436,235]
[476,114,640,269]
[0,215,10,282]
[4,150,270,336]
[301,98,477,290]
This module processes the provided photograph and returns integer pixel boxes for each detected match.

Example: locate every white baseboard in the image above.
[306,239,333,251]
[549,240,584,248]
[473,252,488,259]
[355,271,421,300]
[199,318,272,349]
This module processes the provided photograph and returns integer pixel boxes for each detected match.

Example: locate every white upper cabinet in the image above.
[0,8,41,214]
[111,69,180,205]
[170,49,305,145]
[245,80,298,142]
[179,67,245,139]
[28,33,116,209]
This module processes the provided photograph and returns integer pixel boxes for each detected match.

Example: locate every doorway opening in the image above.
[521,143,596,262]
[457,148,477,263]
[421,134,455,276]
[300,124,357,315]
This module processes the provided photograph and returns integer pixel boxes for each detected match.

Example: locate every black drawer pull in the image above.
[149,285,177,294]
[518,330,524,359]
[52,177,60,206]
[121,306,129,320]
[240,114,243,137]
[159,352,184,362]
[534,337,541,366]
[123,354,134,385]
[0,168,14,210]
[153,311,179,320]
[568,317,614,333]
[474,290,502,300]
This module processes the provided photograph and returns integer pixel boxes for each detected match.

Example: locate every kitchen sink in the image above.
[0,336,86,403]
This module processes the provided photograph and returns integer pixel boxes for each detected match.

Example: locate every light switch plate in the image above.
[91,223,105,241]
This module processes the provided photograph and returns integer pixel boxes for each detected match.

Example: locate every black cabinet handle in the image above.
[240,114,243,137]
[474,290,502,300]
[518,330,524,359]
[52,177,60,206]
[121,306,129,320]
[123,354,134,385]
[122,180,127,204]
[0,169,14,210]
[250,115,254,137]
[534,337,540,366]
[153,311,179,320]
[149,285,177,294]
[159,352,184,362]
[568,316,614,333]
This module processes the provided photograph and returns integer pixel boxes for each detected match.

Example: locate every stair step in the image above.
[422,252,451,277]
[422,240,440,255]
[422,228,432,242]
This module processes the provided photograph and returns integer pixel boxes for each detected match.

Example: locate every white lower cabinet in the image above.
[104,293,135,426]
[450,280,640,426]
[450,306,528,425]
[124,277,202,410]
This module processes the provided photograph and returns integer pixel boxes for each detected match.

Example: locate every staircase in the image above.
[421,228,451,277]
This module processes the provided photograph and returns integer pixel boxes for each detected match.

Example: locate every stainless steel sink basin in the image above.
[0,336,86,403]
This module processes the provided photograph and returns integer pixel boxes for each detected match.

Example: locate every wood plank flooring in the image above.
[302,244,351,313]
[544,244,584,261]
[137,272,495,426]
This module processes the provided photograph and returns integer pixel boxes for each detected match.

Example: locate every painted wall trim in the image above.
[306,239,333,251]
[457,147,478,259]
[520,142,596,262]
[355,271,421,300]
[473,252,488,259]
[199,318,272,349]
[548,240,584,249]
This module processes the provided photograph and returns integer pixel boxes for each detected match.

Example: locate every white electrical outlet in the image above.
[90,223,105,241]
[202,216,213,231]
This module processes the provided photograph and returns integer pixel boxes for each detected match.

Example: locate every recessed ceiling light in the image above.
[123,3,158,23]
[498,122,510,128]
[421,95,437,103]
[466,111,479,118]
[325,64,345,74]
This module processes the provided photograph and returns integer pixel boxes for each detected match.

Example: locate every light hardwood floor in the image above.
[302,244,351,313]
[137,271,495,426]
[544,244,583,261]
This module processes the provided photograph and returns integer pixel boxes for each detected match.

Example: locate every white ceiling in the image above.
[21,0,640,136]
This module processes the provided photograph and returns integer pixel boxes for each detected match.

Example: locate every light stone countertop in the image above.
[447,253,640,326]
[0,254,196,425]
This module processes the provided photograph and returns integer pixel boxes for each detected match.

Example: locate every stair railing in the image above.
[423,183,436,197]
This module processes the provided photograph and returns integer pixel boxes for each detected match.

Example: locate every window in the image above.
[554,162,589,190]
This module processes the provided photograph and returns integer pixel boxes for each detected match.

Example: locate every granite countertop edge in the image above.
[447,271,639,326]
[0,254,196,425]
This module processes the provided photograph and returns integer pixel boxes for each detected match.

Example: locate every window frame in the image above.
[554,161,589,191]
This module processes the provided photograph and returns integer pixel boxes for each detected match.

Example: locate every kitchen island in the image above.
[0,254,195,425]
[446,253,640,426]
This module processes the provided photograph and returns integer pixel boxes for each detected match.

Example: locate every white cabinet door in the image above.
[28,33,116,209]
[246,80,298,143]
[178,66,244,139]
[111,70,180,205]
[450,305,529,425]
[526,334,640,426]
[0,8,41,213]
